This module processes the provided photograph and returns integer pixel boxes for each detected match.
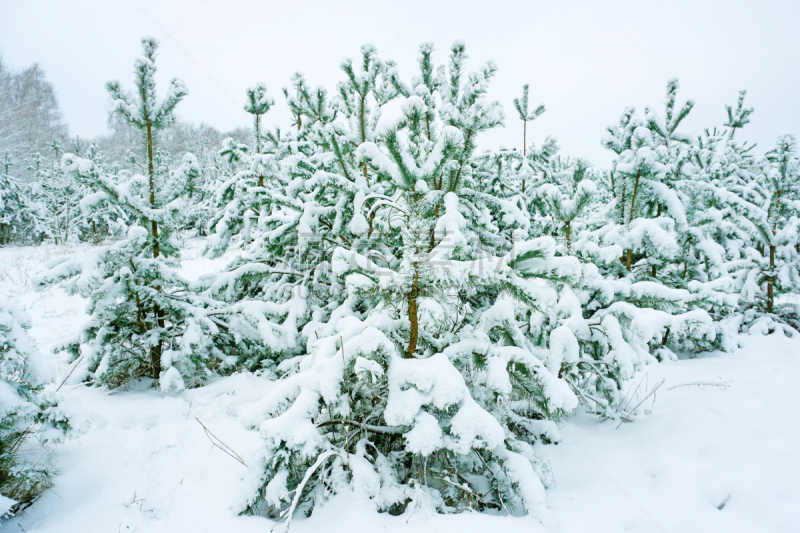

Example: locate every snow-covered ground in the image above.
[2,242,799,533]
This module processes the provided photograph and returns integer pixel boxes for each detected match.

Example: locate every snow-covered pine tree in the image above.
[473,148,517,200]
[513,84,545,194]
[548,82,734,361]
[204,84,276,257]
[32,38,257,390]
[227,42,742,523]
[674,91,800,334]
[29,140,126,244]
[203,137,250,257]
[0,154,28,245]
[105,36,188,259]
[198,45,404,373]
[28,141,76,244]
[638,84,740,321]
[532,158,596,255]
[471,136,560,254]
[679,92,761,318]
[0,302,67,519]
[33,153,227,389]
[179,135,224,236]
[599,80,692,278]
[0,152,47,245]
[724,133,800,331]
[600,86,694,283]
[640,80,700,286]
[245,83,275,159]
[724,90,754,140]
[239,41,646,523]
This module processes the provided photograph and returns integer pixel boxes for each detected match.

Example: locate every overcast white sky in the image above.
[1,0,799,165]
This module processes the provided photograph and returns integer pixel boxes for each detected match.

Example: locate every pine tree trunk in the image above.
[523,120,527,157]
[618,187,625,269]
[766,191,784,314]
[407,265,419,358]
[429,203,440,251]
[565,221,571,255]
[359,95,367,144]
[429,176,444,251]
[625,171,642,272]
[629,171,641,224]
[425,112,431,140]
[450,129,473,193]
[522,120,527,194]
[146,123,163,380]
[767,244,775,313]
[360,95,369,187]
[367,209,375,238]
[147,124,160,259]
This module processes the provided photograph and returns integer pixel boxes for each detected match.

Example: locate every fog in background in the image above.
[2,0,799,165]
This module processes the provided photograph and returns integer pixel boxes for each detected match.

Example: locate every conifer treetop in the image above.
[724,90,754,136]
[514,84,546,123]
[244,83,274,116]
[106,37,188,131]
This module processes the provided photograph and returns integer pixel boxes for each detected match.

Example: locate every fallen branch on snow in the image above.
[616,378,666,429]
[668,380,731,391]
[196,418,247,466]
